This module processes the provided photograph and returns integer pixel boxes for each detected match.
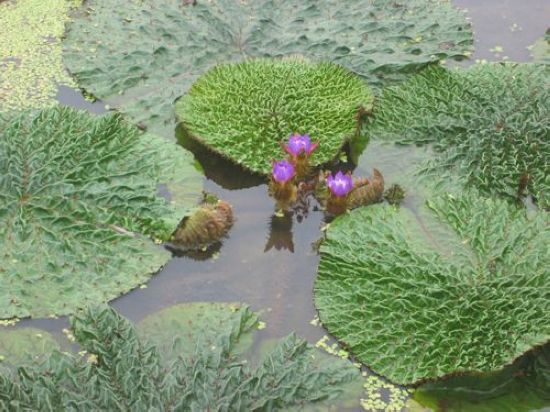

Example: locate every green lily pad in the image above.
[364,64,550,208]
[137,302,258,362]
[413,344,550,411]
[0,0,80,111]
[176,59,372,174]
[251,337,365,411]
[0,305,362,410]
[0,328,59,367]
[0,107,202,319]
[530,28,550,64]
[315,190,549,385]
[63,0,472,137]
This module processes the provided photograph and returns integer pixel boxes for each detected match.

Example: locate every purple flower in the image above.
[282,133,319,157]
[326,171,353,197]
[272,160,296,183]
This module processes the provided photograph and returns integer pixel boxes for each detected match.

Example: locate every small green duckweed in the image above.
[0,0,81,111]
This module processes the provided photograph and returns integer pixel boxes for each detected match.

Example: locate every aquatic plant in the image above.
[364,64,550,208]
[0,0,80,111]
[413,344,550,411]
[269,160,298,210]
[325,170,385,214]
[384,184,406,206]
[327,172,354,198]
[530,28,550,63]
[171,197,234,250]
[315,189,549,384]
[282,134,319,158]
[63,0,472,138]
[325,171,354,215]
[0,108,202,319]
[0,328,59,368]
[0,304,362,410]
[282,133,319,178]
[272,160,296,184]
[348,169,386,209]
[176,59,371,174]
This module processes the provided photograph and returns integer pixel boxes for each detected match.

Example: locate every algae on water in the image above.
[0,0,81,111]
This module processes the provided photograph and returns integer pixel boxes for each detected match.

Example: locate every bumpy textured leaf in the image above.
[63,0,473,136]
[176,59,371,174]
[364,64,550,207]
[413,344,550,411]
[315,191,549,384]
[0,305,361,410]
[0,107,202,319]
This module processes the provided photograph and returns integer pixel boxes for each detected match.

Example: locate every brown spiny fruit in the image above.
[384,184,406,206]
[348,168,385,208]
[172,200,233,248]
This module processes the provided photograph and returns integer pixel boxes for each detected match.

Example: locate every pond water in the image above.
[9,0,550,411]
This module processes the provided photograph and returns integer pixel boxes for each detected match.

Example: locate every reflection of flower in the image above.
[282,133,319,157]
[264,212,294,253]
[272,160,295,183]
[326,171,353,197]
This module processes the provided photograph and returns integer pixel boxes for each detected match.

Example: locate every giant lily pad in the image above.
[0,328,59,367]
[63,0,473,137]
[0,0,80,111]
[364,64,550,208]
[0,305,362,410]
[315,191,549,385]
[0,107,202,319]
[176,59,372,174]
[137,302,258,361]
[413,344,550,411]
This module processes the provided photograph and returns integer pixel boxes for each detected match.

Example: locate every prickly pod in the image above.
[348,168,385,209]
[172,196,234,249]
[384,183,406,205]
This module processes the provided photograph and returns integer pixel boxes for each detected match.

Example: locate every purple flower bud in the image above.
[282,133,319,157]
[326,171,354,197]
[272,160,296,183]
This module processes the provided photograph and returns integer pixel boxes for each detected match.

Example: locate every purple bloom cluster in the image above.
[272,160,295,183]
[326,171,353,197]
[282,133,319,157]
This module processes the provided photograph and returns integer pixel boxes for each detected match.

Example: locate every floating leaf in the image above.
[0,328,59,367]
[251,337,365,411]
[63,0,473,136]
[413,344,550,411]
[176,59,371,174]
[364,64,550,207]
[0,108,202,319]
[137,302,257,362]
[530,28,550,64]
[315,190,549,384]
[0,305,362,410]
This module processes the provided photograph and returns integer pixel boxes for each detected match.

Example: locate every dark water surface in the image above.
[13,1,550,411]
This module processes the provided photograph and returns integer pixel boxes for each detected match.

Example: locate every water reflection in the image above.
[176,125,265,190]
[166,240,223,261]
[264,212,295,253]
